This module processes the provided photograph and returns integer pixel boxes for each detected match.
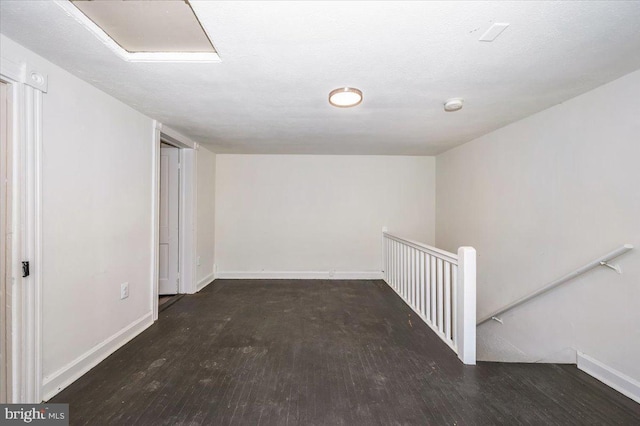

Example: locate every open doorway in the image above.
[152,126,197,321]
[158,142,182,310]
[0,80,11,403]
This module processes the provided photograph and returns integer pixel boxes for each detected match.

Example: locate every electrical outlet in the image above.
[120,282,129,300]
[196,256,201,266]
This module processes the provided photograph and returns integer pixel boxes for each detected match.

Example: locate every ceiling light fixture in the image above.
[444,98,464,112]
[329,87,363,108]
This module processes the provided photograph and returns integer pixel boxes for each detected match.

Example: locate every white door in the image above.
[159,144,180,295]
[1,81,11,403]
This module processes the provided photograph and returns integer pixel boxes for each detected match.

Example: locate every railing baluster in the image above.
[394,240,398,290]
[388,238,392,285]
[408,247,411,302]
[385,237,389,282]
[390,239,394,288]
[391,239,395,289]
[404,246,409,301]
[411,249,420,311]
[406,245,410,300]
[425,253,431,321]
[416,251,424,316]
[394,242,400,291]
[430,255,436,324]
[415,249,420,311]
[405,245,409,300]
[400,241,407,298]
[437,258,444,332]
[444,261,451,340]
[396,241,399,290]
[452,264,458,347]
[383,237,387,282]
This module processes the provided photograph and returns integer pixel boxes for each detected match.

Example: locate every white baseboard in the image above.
[196,272,215,291]
[41,312,154,401]
[577,352,640,404]
[215,271,384,280]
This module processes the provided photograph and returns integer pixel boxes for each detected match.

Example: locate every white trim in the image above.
[41,313,153,402]
[152,124,199,314]
[179,149,197,294]
[54,1,220,63]
[22,85,44,402]
[160,130,197,294]
[1,55,46,403]
[456,247,476,365]
[151,122,161,321]
[23,67,47,93]
[383,231,458,264]
[196,272,215,292]
[0,58,48,93]
[215,271,384,280]
[160,126,197,150]
[577,352,640,404]
[0,57,23,85]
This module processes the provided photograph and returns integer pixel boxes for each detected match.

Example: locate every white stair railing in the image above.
[382,230,476,365]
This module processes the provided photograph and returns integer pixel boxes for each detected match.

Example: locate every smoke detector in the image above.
[444,98,464,112]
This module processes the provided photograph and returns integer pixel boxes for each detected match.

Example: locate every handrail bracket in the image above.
[600,261,622,274]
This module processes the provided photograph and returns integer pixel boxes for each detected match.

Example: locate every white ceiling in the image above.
[2,1,640,155]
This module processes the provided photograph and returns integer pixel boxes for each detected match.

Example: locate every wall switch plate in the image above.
[120,282,129,300]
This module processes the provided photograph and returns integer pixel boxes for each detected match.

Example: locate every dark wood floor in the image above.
[52,280,640,425]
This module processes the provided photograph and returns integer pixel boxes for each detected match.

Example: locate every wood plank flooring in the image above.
[51,280,640,425]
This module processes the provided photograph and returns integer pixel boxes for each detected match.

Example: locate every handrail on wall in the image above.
[477,244,634,326]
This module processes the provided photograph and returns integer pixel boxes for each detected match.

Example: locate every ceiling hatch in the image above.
[63,0,219,62]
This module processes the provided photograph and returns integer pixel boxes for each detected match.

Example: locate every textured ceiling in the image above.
[1,1,640,155]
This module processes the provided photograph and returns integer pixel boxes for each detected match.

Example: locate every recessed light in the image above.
[444,98,464,112]
[329,87,363,108]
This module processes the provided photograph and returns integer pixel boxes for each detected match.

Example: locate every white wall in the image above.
[196,146,216,288]
[436,70,640,381]
[1,35,156,399]
[215,155,435,277]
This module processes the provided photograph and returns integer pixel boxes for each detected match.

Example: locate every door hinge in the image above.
[22,261,30,278]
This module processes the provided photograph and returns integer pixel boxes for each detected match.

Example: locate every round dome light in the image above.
[444,98,464,112]
[329,87,363,108]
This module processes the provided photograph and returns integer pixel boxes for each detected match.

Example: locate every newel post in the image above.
[456,247,476,365]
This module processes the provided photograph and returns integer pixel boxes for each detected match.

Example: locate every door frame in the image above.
[1,78,11,404]
[0,55,47,403]
[152,123,198,320]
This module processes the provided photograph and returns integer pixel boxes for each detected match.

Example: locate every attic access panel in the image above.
[70,0,216,53]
